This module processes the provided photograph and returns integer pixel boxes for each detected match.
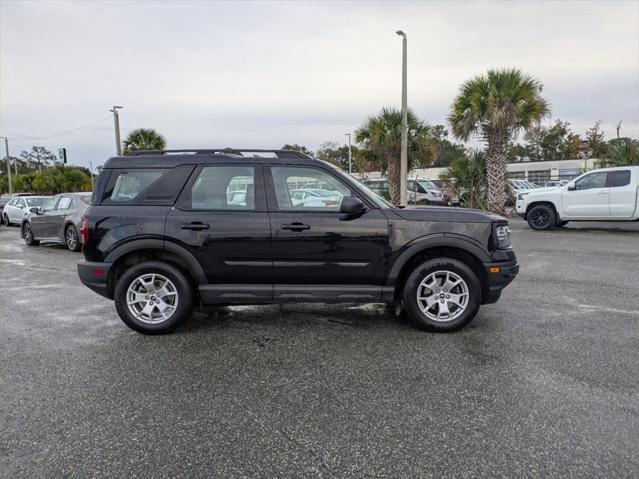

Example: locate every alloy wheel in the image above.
[530,209,550,228]
[66,227,78,250]
[416,270,469,322]
[23,224,33,242]
[126,273,179,324]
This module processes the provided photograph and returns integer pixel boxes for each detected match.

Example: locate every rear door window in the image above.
[190,166,256,210]
[612,170,631,187]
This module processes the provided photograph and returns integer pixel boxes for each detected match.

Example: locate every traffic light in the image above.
[58,148,67,164]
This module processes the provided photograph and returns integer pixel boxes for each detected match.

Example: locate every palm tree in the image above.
[440,150,487,209]
[122,128,167,154]
[599,138,639,167]
[355,107,435,204]
[449,69,549,213]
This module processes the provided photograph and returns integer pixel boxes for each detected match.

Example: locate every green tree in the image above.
[280,144,314,158]
[586,121,607,158]
[598,138,639,167]
[316,141,359,171]
[449,68,550,213]
[440,150,487,209]
[523,120,582,161]
[430,125,467,167]
[19,146,56,172]
[355,107,435,204]
[122,128,166,154]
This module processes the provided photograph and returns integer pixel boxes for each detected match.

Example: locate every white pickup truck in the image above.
[516,166,639,230]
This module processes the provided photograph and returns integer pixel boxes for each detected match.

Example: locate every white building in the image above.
[356,158,599,186]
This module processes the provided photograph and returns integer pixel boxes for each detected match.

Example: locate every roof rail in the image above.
[124,148,312,159]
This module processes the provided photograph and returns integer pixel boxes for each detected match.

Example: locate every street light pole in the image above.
[0,136,13,194]
[110,106,123,155]
[396,30,408,206]
[344,133,352,174]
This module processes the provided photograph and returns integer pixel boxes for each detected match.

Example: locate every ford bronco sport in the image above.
[78,149,519,334]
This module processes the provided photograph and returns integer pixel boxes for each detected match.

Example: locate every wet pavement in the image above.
[1,219,638,478]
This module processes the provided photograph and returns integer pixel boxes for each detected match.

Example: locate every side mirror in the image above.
[567,184,576,191]
[339,196,367,218]
[29,207,40,214]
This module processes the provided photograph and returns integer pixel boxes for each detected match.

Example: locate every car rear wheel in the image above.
[527,204,556,230]
[65,225,81,251]
[402,257,481,332]
[114,261,194,334]
[22,223,39,246]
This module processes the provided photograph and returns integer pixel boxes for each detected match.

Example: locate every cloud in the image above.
[1,0,637,168]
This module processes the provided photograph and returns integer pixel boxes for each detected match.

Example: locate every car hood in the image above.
[392,206,506,223]
[521,187,559,195]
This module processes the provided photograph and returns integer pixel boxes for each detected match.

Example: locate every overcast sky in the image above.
[1,0,638,169]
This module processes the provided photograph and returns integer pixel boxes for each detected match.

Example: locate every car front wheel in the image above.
[3,214,11,226]
[402,257,481,332]
[22,223,39,246]
[527,204,556,230]
[114,261,194,334]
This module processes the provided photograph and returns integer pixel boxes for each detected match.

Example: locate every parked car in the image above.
[78,148,519,334]
[21,192,92,251]
[516,166,639,230]
[290,188,343,207]
[364,178,445,205]
[2,196,50,226]
[545,180,569,188]
[429,179,461,206]
[0,192,37,225]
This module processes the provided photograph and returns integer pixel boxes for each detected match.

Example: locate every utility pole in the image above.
[396,30,408,206]
[616,120,622,139]
[110,106,123,155]
[344,133,352,174]
[0,136,12,194]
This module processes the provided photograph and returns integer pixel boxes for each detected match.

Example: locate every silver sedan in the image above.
[21,192,92,251]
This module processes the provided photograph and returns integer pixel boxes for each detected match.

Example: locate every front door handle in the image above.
[281,223,310,231]
[181,222,210,231]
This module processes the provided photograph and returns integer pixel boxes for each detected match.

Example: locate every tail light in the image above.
[80,218,89,250]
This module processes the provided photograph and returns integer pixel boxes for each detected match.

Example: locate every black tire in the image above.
[65,224,81,252]
[22,223,39,246]
[402,257,481,332]
[3,214,11,226]
[114,261,194,334]
[527,204,556,230]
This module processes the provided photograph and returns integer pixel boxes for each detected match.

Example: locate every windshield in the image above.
[322,162,393,208]
[417,180,438,191]
[79,194,92,204]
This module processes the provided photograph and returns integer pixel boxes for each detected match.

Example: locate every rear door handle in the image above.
[181,222,210,230]
[281,223,310,231]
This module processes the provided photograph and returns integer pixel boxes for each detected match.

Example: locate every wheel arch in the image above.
[525,200,559,218]
[104,240,206,299]
[388,238,490,304]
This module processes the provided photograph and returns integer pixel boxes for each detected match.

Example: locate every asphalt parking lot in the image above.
[1,219,638,478]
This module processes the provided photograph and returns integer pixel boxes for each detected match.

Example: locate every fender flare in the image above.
[104,238,207,284]
[386,233,490,286]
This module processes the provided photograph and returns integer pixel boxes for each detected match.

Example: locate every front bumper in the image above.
[515,200,526,218]
[78,260,112,299]
[482,259,519,304]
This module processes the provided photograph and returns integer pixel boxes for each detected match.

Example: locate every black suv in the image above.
[78,149,518,334]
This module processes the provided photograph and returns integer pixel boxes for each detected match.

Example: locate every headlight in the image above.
[495,224,511,249]
[517,192,529,201]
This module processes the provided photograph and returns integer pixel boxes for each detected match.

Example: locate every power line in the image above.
[4,115,113,141]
